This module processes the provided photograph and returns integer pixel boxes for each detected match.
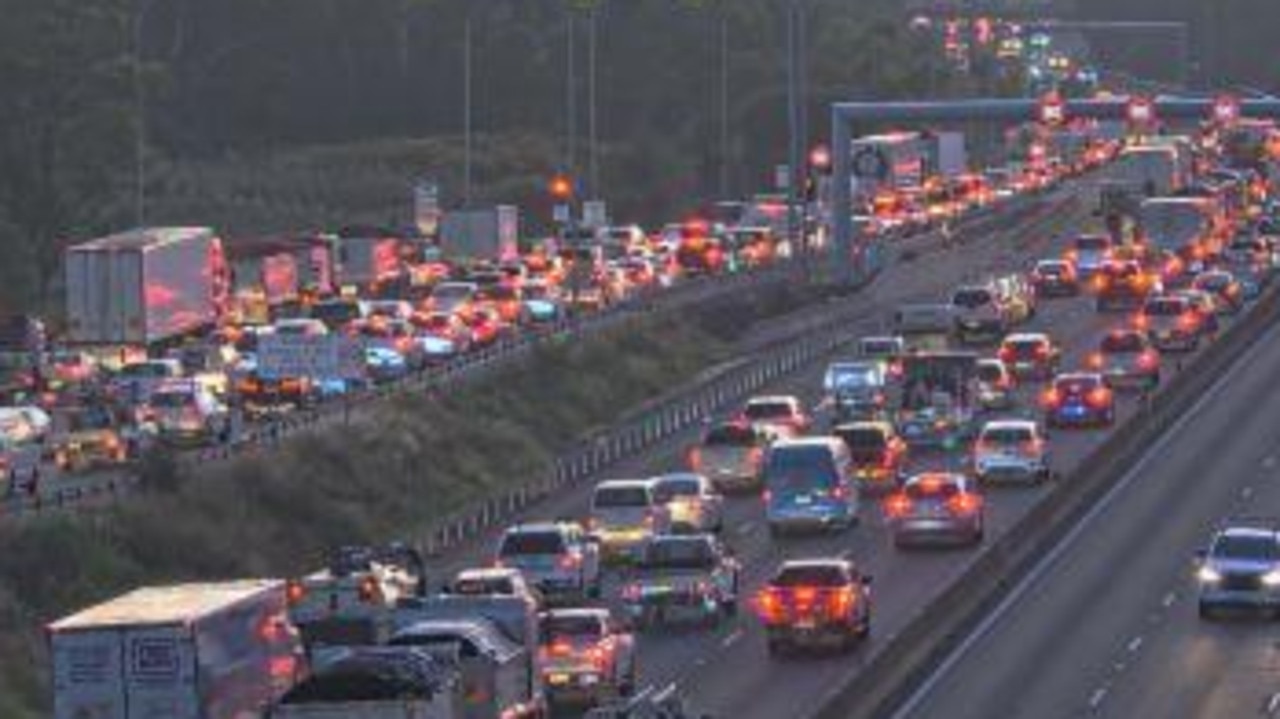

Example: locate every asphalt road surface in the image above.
[894,270,1280,719]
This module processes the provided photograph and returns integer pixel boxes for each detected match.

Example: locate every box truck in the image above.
[439,206,520,262]
[49,579,302,719]
[64,227,229,347]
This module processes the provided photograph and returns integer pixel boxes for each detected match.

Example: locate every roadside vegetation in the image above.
[0,276,818,717]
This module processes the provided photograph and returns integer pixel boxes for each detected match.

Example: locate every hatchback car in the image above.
[589,480,668,561]
[883,473,985,547]
[972,419,1050,484]
[1087,329,1161,390]
[998,332,1061,381]
[496,521,602,600]
[1196,523,1280,619]
[651,473,725,534]
[1042,373,1115,428]
[832,421,906,494]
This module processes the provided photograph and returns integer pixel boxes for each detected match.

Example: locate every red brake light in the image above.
[558,552,582,570]
[755,588,784,623]
[1177,312,1199,331]
[884,493,913,518]
[998,346,1014,362]
[947,492,982,515]
[358,576,378,603]
[1137,351,1159,370]
[1040,388,1062,409]
[286,580,306,606]
[688,447,702,471]
[1086,352,1104,370]
[1133,314,1150,331]
[1087,387,1111,408]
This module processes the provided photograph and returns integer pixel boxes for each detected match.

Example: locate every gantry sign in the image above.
[829,96,1280,286]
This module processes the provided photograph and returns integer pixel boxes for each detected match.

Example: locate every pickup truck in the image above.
[269,646,462,719]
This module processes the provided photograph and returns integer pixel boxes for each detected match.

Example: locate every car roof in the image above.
[652,472,706,484]
[544,607,610,620]
[982,419,1037,432]
[747,395,799,405]
[504,522,573,535]
[904,472,968,488]
[1055,372,1102,383]
[595,478,654,490]
[772,437,841,450]
[834,420,893,432]
[778,558,856,573]
[456,567,522,582]
[1218,526,1279,541]
[1004,332,1050,343]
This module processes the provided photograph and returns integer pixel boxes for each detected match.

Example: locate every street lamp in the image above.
[132,0,163,228]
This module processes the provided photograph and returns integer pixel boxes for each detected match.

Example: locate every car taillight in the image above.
[286,580,306,606]
[1034,344,1050,359]
[1177,312,1199,331]
[762,489,773,505]
[947,493,982,515]
[827,586,856,617]
[558,552,582,570]
[884,493,913,518]
[1133,314,1150,331]
[755,588,785,623]
[1137,351,1159,370]
[358,576,379,603]
[748,447,764,468]
[1086,352,1104,370]
[622,583,642,601]
[1040,388,1062,409]
[831,484,848,501]
[1087,387,1111,408]
[688,447,702,471]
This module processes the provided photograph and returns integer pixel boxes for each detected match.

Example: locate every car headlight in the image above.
[1197,566,1221,584]
[1263,570,1280,587]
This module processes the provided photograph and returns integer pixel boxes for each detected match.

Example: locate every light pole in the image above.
[587,5,599,198]
[463,11,474,208]
[718,8,731,199]
[565,11,578,177]
[785,0,803,257]
[131,0,162,228]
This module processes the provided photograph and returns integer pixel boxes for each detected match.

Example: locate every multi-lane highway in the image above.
[396,172,1260,718]
[893,274,1280,719]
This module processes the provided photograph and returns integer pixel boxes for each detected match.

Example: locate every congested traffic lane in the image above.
[892,302,1280,719]
[411,187,1135,715]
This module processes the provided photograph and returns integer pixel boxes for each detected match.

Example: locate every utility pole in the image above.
[463,11,474,208]
[785,0,804,261]
[131,0,158,228]
[587,5,599,198]
[718,9,731,200]
[566,11,578,177]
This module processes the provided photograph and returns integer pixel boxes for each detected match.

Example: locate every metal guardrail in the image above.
[1,188,1066,520]
[813,274,1280,719]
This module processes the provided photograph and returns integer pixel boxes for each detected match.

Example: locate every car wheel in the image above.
[1198,601,1213,620]
[857,613,872,639]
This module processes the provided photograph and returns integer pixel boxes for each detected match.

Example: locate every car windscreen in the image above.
[1076,236,1110,252]
[1006,340,1045,358]
[499,531,565,556]
[743,401,792,421]
[1035,262,1067,276]
[432,284,473,301]
[1213,533,1279,561]
[118,363,171,378]
[311,302,360,325]
[1056,377,1100,394]
[826,365,878,391]
[703,424,759,447]
[976,363,1005,383]
[1144,298,1186,315]
[451,577,514,596]
[640,539,715,569]
[860,340,899,357]
[764,446,837,490]
[593,486,651,508]
[981,426,1033,445]
[653,477,700,502]
[540,615,604,641]
[773,565,847,587]
[952,288,992,308]
[148,391,194,409]
[834,427,886,450]
[1101,333,1145,353]
[905,480,961,499]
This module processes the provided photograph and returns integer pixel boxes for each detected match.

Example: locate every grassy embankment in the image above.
[0,276,819,717]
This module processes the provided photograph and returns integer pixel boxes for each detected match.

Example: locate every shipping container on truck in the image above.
[933,131,968,178]
[849,132,932,201]
[226,236,303,325]
[64,227,229,348]
[48,579,302,719]
[333,228,405,292]
[439,206,520,263]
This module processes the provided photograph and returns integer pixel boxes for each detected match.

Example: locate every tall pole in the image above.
[132,0,149,227]
[566,11,578,176]
[587,6,599,198]
[463,12,474,208]
[786,0,801,256]
[718,10,731,200]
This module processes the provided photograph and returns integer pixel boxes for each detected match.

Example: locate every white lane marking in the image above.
[1163,592,1177,608]
[1126,636,1144,654]
[721,629,743,648]
[1089,687,1108,711]
[1264,456,1277,470]
[891,322,1277,719]
[736,521,758,537]
[1266,691,1280,715]
[1242,486,1255,500]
